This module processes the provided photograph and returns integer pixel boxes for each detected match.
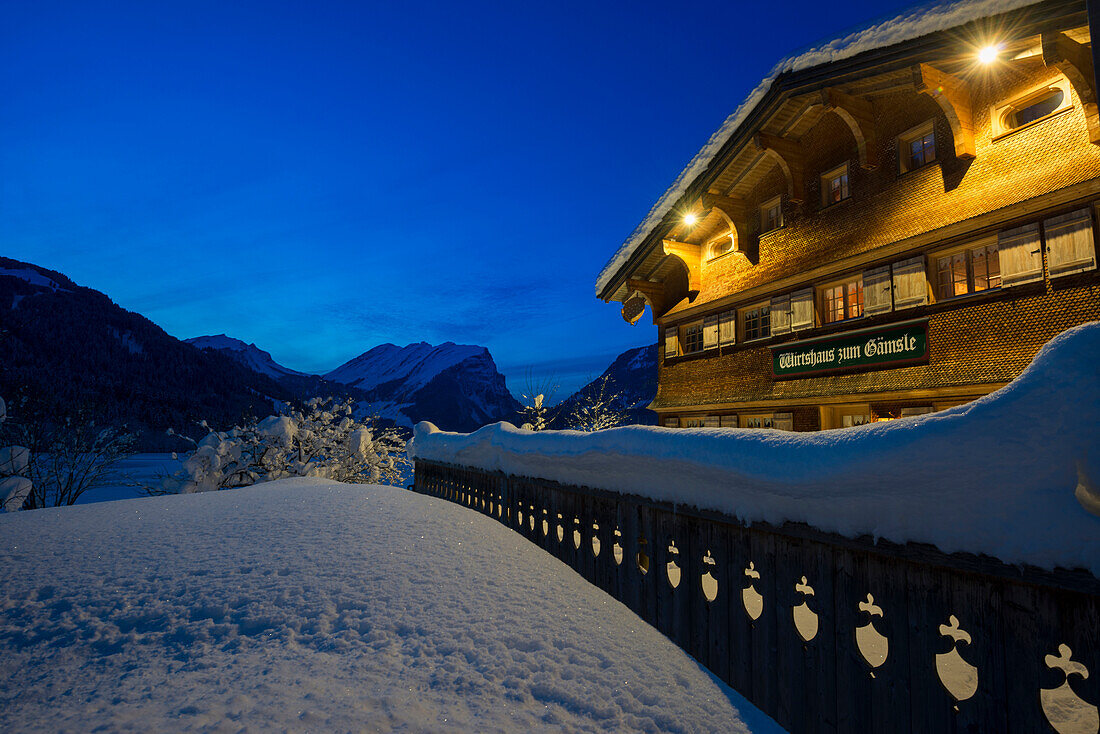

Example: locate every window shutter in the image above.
[703,415,720,428]
[790,288,815,330]
[862,265,893,315]
[718,310,736,345]
[664,327,678,358]
[702,314,719,349]
[772,412,793,431]
[1045,208,1096,278]
[892,256,928,309]
[719,415,737,428]
[998,222,1043,287]
[770,294,791,335]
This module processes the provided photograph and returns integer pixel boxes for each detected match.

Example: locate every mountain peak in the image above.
[186,335,311,379]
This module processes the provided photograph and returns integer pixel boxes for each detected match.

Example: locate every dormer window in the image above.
[899,121,936,173]
[707,234,735,260]
[821,163,850,206]
[760,196,783,233]
[992,77,1073,139]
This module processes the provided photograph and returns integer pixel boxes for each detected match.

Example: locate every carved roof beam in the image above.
[1041,31,1100,144]
[661,239,702,294]
[913,63,976,159]
[819,88,880,169]
[751,132,806,203]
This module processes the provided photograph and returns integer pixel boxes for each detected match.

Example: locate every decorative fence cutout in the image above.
[856,593,889,671]
[742,562,763,621]
[792,576,818,643]
[935,615,978,706]
[1042,644,1099,734]
[591,522,601,557]
[666,540,681,589]
[701,551,718,603]
[637,536,650,575]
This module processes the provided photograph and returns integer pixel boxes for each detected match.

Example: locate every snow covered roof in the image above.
[595,0,1048,298]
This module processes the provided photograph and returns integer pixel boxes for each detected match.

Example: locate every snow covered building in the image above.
[597,0,1100,431]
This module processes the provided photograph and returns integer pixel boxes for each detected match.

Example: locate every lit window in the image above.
[707,235,735,260]
[935,242,1000,299]
[899,122,935,173]
[822,276,864,323]
[821,163,849,206]
[680,321,704,354]
[1010,88,1064,128]
[740,414,773,429]
[742,303,771,341]
[760,196,783,233]
[992,78,1073,139]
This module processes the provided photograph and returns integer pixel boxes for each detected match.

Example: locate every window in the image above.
[821,163,850,206]
[892,255,929,309]
[740,414,773,429]
[739,413,792,430]
[707,234,735,260]
[718,310,736,346]
[899,122,935,173]
[760,196,783,233]
[992,77,1073,139]
[683,416,707,428]
[664,417,680,428]
[822,275,864,323]
[742,303,771,341]
[680,320,703,354]
[1045,208,1097,277]
[719,415,738,428]
[998,223,1043,287]
[935,239,1000,299]
[703,416,721,428]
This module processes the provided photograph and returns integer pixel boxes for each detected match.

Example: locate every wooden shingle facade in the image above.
[598,0,1100,430]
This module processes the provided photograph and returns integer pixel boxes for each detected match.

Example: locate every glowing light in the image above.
[683,213,697,226]
[978,45,999,64]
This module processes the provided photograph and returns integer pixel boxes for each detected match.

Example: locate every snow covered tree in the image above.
[568,375,626,432]
[0,396,32,511]
[1,398,133,509]
[156,397,408,493]
[519,374,559,431]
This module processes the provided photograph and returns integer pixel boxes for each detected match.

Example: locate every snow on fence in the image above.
[413,459,1099,734]
[410,323,1100,734]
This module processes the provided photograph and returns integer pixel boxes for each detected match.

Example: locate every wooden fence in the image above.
[413,459,1100,734]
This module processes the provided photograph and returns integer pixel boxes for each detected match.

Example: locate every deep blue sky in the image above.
[2,0,917,398]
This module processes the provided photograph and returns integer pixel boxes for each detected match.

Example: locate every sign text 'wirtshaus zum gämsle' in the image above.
[770,319,929,379]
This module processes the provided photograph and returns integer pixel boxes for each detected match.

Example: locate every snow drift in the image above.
[0,480,779,733]
[411,322,1100,576]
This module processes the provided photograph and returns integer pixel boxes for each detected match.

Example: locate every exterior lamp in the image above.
[978,45,999,64]
[683,213,698,226]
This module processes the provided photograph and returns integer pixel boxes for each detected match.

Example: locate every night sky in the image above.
[3,0,917,398]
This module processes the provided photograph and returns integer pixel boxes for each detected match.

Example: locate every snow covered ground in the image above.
[0,479,781,733]
[412,322,1100,576]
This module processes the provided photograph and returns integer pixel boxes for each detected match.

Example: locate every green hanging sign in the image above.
[771,319,929,379]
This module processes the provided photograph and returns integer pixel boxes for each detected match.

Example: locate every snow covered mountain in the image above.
[552,344,657,429]
[325,342,522,432]
[185,334,310,380]
[0,257,289,449]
